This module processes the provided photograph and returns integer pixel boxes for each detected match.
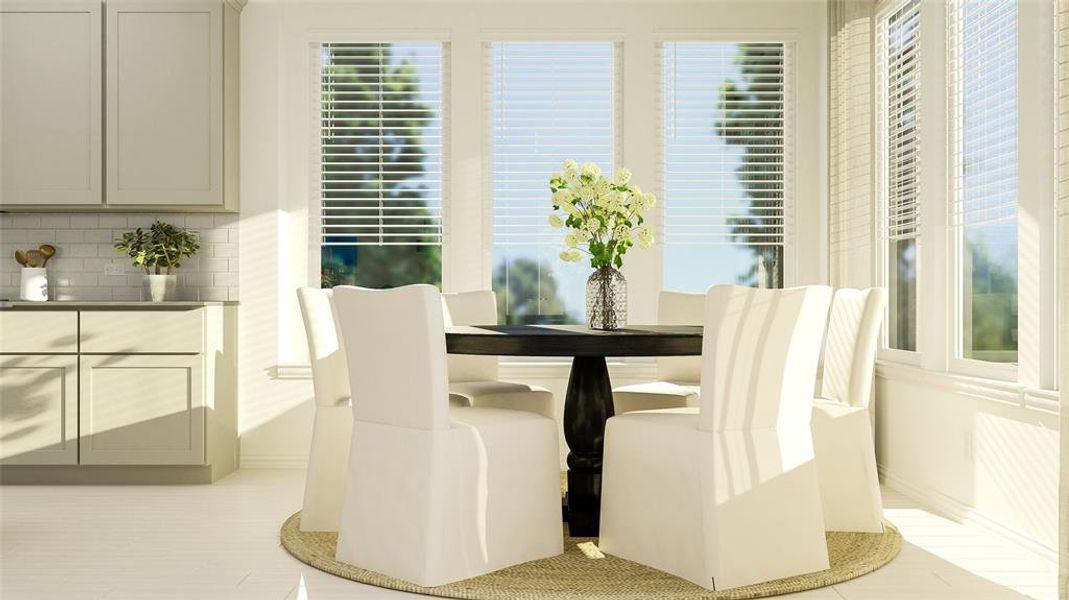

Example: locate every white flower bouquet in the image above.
[548,160,656,269]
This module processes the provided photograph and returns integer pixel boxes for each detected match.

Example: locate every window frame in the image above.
[945,0,1019,382]
[944,0,1058,385]
[875,0,923,366]
[874,0,1059,390]
[483,38,622,326]
[307,33,452,292]
[655,32,800,293]
[657,39,794,292]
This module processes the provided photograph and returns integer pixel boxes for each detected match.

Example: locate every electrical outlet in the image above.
[104,263,124,276]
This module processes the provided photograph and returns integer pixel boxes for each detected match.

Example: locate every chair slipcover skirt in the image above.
[299,406,353,532]
[335,408,563,587]
[812,400,884,532]
[296,287,353,533]
[599,410,830,591]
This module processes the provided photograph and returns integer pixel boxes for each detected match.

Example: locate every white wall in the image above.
[1060,209,1067,597]
[236,0,829,466]
[876,368,1060,558]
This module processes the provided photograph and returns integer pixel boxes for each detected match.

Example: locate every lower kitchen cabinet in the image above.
[0,354,79,465]
[79,354,205,465]
[0,303,237,483]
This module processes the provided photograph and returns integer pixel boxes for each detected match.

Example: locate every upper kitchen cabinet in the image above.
[0,1,103,206]
[0,0,242,212]
[106,0,240,210]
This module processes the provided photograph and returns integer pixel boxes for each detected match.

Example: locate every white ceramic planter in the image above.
[145,274,177,302]
[20,267,48,302]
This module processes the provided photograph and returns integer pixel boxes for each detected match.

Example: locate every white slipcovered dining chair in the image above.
[296,288,353,532]
[599,285,833,591]
[294,286,473,533]
[611,290,704,414]
[332,284,563,587]
[442,291,555,419]
[811,287,887,533]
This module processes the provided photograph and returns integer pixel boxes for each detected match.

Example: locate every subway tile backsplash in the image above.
[0,213,239,302]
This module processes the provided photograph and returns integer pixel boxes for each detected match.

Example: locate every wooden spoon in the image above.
[37,244,56,266]
[14,250,28,267]
[25,249,45,268]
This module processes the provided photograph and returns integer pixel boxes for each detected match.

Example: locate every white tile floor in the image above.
[0,469,1058,600]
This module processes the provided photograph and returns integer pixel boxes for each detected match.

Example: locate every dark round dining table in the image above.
[445,324,703,537]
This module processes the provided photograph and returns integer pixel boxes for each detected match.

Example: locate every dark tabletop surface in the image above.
[445,324,703,357]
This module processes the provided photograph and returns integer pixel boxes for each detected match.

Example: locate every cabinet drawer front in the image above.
[0,311,78,353]
[80,310,203,353]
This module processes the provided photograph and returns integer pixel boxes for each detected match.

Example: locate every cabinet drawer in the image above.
[0,311,78,353]
[80,310,203,353]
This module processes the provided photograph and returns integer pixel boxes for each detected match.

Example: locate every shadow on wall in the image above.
[875,374,1059,555]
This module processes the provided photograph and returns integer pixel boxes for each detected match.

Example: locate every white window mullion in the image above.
[1016,0,1057,390]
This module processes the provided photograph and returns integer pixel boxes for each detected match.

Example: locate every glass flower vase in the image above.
[586,266,626,330]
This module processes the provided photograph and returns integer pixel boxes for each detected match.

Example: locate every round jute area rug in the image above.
[280,512,901,600]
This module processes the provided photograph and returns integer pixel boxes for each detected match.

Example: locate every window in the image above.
[318,42,445,288]
[950,0,1018,363]
[488,42,618,324]
[878,0,920,352]
[660,42,788,291]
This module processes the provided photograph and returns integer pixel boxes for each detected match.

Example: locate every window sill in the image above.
[877,347,921,366]
[875,360,1059,414]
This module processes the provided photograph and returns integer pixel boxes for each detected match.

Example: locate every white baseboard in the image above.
[879,465,1059,565]
[240,454,308,469]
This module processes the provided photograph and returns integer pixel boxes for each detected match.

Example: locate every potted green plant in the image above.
[114,220,201,302]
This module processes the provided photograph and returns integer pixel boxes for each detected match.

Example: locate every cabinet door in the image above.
[105,1,222,206]
[0,1,102,206]
[80,354,205,465]
[0,355,78,465]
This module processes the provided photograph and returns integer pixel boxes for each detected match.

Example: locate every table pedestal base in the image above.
[563,356,614,537]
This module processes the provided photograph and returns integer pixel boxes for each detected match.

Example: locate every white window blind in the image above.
[949,0,1017,228]
[488,42,618,246]
[319,42,445,247]
[487,42,618,324]
[880,0,921,241]
[950,0,1019,364]
[878,0,922,353]
[660,42,789,249]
